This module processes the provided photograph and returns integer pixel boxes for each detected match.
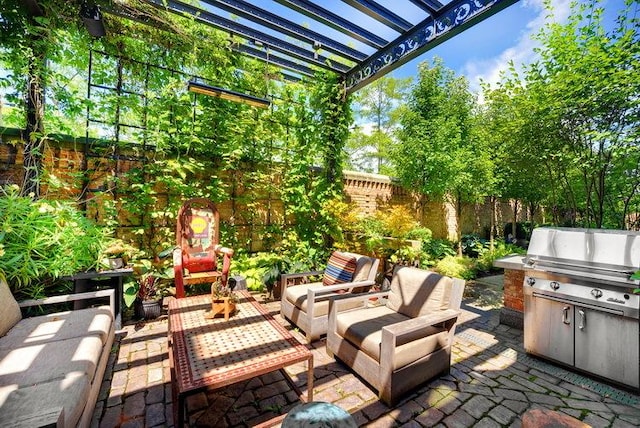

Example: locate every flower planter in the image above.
[136,298,163,320]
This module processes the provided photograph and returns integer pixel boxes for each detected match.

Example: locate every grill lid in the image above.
[525,227,640,285]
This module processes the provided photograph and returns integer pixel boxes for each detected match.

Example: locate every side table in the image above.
[63,268,133,329]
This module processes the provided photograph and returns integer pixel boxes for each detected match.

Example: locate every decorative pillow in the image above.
[323,252,357,287]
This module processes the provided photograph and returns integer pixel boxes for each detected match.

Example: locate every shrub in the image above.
[476,242,526,273]
[0,185,111,298]
[434,255,476,280]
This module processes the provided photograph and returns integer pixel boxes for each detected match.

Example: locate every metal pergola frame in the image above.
[108,0,519,94]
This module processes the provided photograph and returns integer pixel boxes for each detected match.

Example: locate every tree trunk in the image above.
[21,49,46,198]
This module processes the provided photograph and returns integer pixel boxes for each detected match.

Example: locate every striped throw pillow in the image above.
[323,252,357,286]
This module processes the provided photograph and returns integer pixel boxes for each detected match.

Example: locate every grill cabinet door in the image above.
[524,293,574,366]
[574,306,639,389]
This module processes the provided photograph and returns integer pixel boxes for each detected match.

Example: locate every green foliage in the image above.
[421,239,456,265]
[475,242,526,273]
[231,251,313,292]
[0,185,110,297]
[434,255,476,280]
[484,0,640,228]
[348,76,411,174]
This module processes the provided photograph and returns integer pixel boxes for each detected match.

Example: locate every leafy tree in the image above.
[348,75,410,174]
[393,58,483,251]
[489,0,640,228]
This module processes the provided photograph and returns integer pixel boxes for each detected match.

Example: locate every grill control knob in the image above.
[591,288,603,298]
[550,281,560,290]
[526,277,536,286]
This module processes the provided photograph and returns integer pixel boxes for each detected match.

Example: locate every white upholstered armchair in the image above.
[280,251,379,343]
[326,265,465,405]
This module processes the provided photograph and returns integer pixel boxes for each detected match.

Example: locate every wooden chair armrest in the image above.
[382,309,461,345]
[328,290,390,315]
[19,289,116,317]
[280,271,324,293]
[308,280,376,300]
[214,245,234,257]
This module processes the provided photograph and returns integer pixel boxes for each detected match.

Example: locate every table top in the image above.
[169,291,312,394]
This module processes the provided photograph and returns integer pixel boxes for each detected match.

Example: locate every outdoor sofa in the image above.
[0,279,115,428]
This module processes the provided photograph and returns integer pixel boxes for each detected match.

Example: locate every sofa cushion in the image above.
[336,305,448,370]
[323,252,357,287]
[386,266,452,318]
[0,372,90,428]
[0,280,21,337]
[0,334,104,386]
[0,306,113,350]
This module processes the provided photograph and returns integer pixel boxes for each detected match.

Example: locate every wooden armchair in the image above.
[280,251,379,343]
[172,198,233,298]
[326,266,465,405]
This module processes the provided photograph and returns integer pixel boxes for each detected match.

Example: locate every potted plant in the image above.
[124,259,172,320]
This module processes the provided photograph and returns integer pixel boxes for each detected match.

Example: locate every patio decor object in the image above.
[0,279,115,428]
[173,198,234,298]
[326,266,465,405]
[169,290,313,427]
[282,401,357,428]
[280,251,379,343]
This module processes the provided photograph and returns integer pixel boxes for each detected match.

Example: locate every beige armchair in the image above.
[280,252,379,343]
[326,266,465,405]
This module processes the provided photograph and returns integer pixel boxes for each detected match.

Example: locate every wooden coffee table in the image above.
[168,291,314,427]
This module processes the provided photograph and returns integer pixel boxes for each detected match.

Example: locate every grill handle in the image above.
[562,306,571,325]
[578,309,586,330]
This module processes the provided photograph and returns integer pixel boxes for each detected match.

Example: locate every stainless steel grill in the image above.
[523,227,640,390]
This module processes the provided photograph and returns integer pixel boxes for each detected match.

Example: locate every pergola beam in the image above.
[155,0,351,74]
[341,0,412,33]
[198,0,368,63]
[274,0,388,48]
[345,0,519,94]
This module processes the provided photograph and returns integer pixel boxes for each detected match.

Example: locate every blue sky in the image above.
[388,0,629,93]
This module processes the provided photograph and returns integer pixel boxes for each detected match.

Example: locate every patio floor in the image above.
[92,276,640,427]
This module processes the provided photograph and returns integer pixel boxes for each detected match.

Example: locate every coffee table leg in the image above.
[307,355,314,402]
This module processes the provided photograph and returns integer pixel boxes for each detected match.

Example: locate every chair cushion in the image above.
[386,266,452,318]
[285,283,363,317]
[0,280,21,337]
[0,372,89,428]
[336,305,449,370]
[0,306,113,351]
[349,253,375,282]
[0,334,105,386]
[184,251,217,273]
[323,252,357,287]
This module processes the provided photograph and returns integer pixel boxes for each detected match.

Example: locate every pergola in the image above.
[94,0,518,93]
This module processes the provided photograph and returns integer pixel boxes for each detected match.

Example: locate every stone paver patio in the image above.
[92,277,640,427]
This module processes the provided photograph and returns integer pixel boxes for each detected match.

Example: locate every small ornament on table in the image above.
[204,279,238,321]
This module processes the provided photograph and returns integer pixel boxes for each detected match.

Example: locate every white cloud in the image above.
[462,0,573,95]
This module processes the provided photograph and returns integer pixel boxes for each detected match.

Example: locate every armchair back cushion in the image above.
[386,267,452,317]
[0,280,21,337]
[322,252,357,286]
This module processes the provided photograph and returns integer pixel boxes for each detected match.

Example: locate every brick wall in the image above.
[1,138,538,249]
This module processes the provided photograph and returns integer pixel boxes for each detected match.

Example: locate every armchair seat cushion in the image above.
[336,305,449,370]
[285,283,362,317]
[0,372,90,428]
[0,307,113,351]
[0,334,105,386]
